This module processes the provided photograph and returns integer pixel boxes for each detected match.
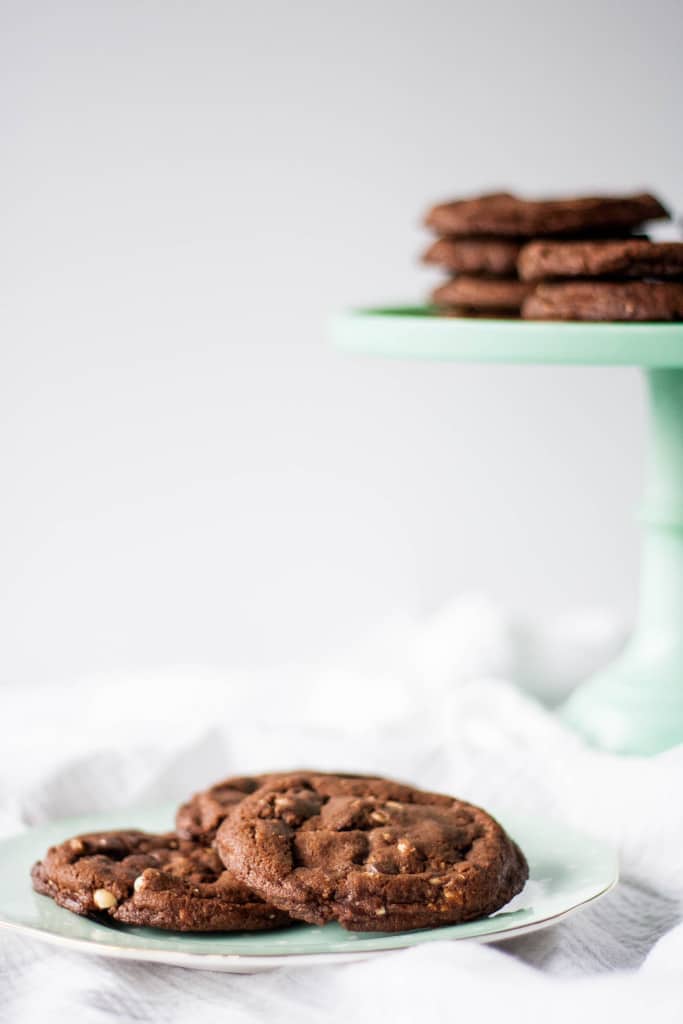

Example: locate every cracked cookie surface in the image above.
[176,770,371,843]
[31,829,292,931]
[216,774,528,932]
[176,774,278,843]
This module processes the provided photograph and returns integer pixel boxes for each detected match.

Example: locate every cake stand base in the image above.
[562,639,683,754]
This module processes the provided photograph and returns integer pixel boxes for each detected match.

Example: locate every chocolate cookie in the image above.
[31,830,292,931]
[522,281,683,321]
[425,191,668,238]
[518,239,683,282]
[423,237,523,277]
[216,773,528,933]
[432,276,532,312]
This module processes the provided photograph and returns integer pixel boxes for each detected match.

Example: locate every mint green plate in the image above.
[0,803,617,972]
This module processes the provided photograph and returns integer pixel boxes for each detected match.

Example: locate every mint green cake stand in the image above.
[331,307,683,756]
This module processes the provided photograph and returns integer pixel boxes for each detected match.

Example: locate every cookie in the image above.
[522,281,683,321]
[31,830,292,931]
[423,237,523,277]
[425,191,668,238]
[432,276,532,312]
[518,239,683,282]
[216,773,528,933]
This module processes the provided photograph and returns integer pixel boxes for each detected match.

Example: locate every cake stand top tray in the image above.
[331,307,683,367]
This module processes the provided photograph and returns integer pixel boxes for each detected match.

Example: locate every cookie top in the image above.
[216,773,528,932]
[518,239,683,282]
[432,276,532,312]
[31,830,292,931]
[425,191,668,238]
[176,774,276,842]
[522,281,683,322]
[423,237,523,277]
[176,770,370,843]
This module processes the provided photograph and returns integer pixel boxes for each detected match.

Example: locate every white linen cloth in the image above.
[1,596,681,1024]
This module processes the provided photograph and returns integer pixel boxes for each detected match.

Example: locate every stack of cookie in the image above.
[423,191,674,318]
[31,770,528,934]
[423,193,535,316]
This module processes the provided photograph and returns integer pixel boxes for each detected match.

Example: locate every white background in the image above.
[1,0,681,685]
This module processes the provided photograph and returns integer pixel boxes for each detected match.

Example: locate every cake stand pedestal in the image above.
[331,308,683,755]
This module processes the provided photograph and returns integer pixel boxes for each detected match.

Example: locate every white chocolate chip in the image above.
[133,875,146,893]
[375,907,386,916]
[69,838,85,854]
[370,810,389,825]
[93,889,117,910]
[385,800,402,809]
[274,796,294,812]
[397,839,412,854]
[429,877,442,885]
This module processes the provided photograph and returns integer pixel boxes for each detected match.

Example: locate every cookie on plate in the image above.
[522,281,683,321]
[31,830,292,931]
[425,191,668,238]
[216,773,528,933]
[518,239,683,282]
[432,275,532,313]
